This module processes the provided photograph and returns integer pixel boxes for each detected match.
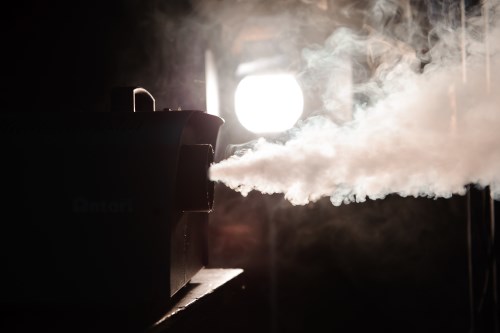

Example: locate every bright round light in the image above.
[234,73,304,133]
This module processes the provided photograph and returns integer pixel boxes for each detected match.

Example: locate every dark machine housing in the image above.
[0,87,224,327]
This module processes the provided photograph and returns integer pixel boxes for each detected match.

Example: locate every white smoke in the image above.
[209,1,500,206]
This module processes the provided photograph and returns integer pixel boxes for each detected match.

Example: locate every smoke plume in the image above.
[209,0,500,206]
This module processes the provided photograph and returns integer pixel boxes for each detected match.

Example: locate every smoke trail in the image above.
[210,1,500,206]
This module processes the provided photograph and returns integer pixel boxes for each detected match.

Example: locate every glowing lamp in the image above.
[234,73,304,133]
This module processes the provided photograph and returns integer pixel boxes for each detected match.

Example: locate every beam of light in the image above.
[483,0,492,93]
[234,73,304,134]
[461,0,468,84]
[205,49,220,116]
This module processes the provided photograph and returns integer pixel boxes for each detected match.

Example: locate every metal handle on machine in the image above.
[111,86,155,112]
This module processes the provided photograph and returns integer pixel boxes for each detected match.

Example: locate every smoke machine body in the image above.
[0,87,224,319]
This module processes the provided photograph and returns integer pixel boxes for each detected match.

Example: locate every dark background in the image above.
[3,1,496,332]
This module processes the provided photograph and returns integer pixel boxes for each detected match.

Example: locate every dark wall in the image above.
[3,0,207,113]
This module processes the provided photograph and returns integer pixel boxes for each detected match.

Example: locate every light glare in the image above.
[234,74,304,133]
[205,49,220,116]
